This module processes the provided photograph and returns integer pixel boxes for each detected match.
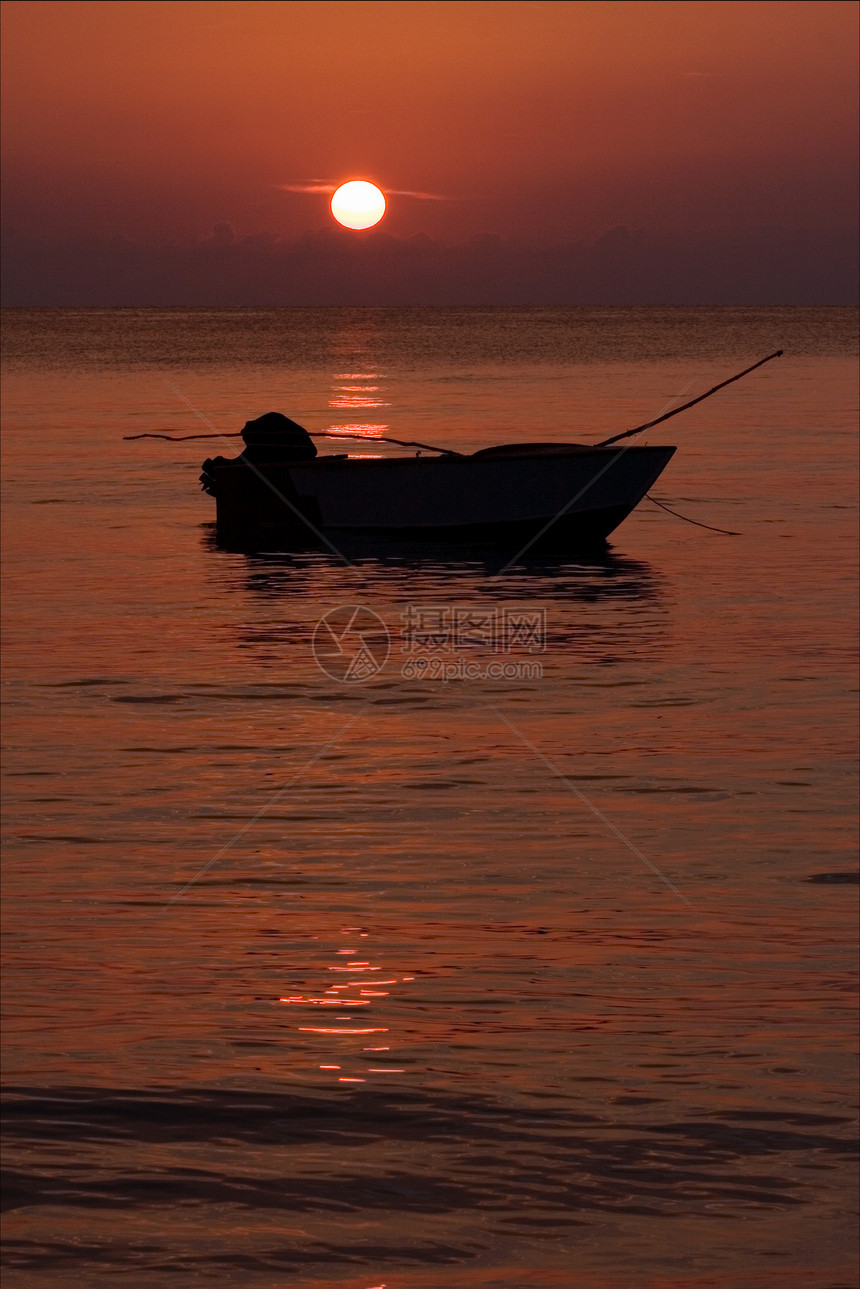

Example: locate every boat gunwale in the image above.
[205,444,677,473]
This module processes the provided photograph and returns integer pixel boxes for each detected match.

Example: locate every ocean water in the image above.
[1,307,858,1288]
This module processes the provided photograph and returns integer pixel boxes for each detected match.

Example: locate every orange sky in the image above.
[2,0,858,243]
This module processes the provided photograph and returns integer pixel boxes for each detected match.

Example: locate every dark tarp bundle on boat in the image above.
[239,412,317,463]
[201,412,317,495]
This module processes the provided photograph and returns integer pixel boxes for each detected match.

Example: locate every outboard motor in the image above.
[240,412,317,463]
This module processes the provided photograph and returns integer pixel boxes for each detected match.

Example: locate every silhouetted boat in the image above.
[125,350,780,553]
[200,441,676,552]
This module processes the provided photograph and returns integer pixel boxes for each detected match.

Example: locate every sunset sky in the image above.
[2,0,858,303]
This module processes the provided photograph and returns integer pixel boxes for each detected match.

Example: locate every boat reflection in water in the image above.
[202,540,667,680]
[210,542,663,602]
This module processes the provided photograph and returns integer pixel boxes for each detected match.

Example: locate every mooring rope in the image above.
[645,492,740,535]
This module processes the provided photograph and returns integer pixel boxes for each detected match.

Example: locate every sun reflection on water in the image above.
[326,365,391,444]
[280,924,415,1082]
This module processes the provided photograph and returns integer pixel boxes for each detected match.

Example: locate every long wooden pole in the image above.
[595,349,783,447]
[126,349,783,456]
[123,428,463,455]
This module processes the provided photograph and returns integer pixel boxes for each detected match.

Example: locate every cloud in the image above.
[275,183,336,194]
[3,224,856,306]
[387,190,453,201]
[275,183,452,201]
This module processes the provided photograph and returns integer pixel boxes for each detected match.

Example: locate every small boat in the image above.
[200,440,676,553]
[124,351,781,555]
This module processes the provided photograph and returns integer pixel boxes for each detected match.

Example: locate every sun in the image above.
[330,181,386,230]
